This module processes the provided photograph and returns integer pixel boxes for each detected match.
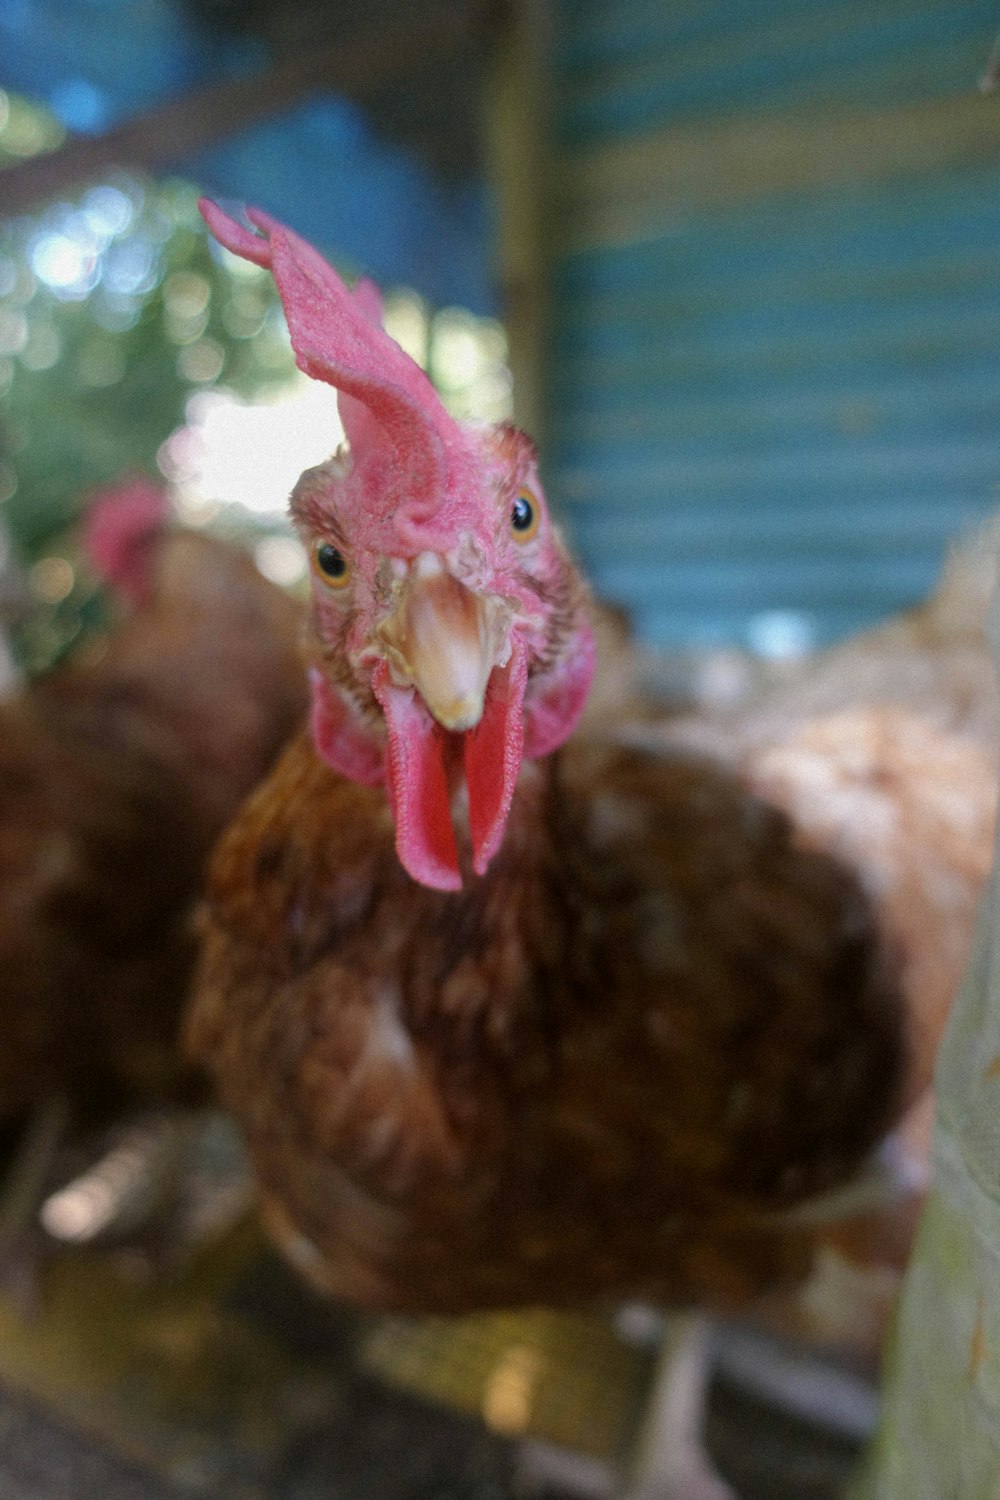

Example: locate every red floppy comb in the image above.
[199,201,484,542]
[199,201,530,891]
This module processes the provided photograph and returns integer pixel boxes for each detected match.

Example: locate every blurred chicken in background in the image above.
[0,476,307,1260]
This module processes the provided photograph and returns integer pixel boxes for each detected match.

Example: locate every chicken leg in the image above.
[625,1314,735,1500]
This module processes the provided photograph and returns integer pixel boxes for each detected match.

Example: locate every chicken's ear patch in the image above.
[523,622,597,760]
[308,670,385,788]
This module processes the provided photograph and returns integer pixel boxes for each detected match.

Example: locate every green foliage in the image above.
[1,175,293,550]
[0,160,295,673]
[0,90,510,677]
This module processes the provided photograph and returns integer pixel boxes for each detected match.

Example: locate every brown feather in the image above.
[189,726,905,1313]
[0,529,308,1119]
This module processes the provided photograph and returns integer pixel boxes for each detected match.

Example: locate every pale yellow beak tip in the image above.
[432,693,488,733]
[377,554,509,733]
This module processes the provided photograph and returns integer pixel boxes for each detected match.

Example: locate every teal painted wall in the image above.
[546,1,1000,650]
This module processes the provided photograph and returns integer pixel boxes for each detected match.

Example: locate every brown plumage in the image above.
[655,531,1000,1125]
[185,203,999,1338]
[190,685,921,1315]
[0,519,307,1120]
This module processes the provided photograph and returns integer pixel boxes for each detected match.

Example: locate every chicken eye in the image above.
[313,541,351,589]
[510,488,540,542]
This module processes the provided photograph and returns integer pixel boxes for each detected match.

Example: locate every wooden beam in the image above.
[0,3,474,218]
[486,0,555,440]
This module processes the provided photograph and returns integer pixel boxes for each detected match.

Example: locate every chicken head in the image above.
[200,201,595,890]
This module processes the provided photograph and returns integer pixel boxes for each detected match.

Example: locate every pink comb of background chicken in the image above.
[82,475,170,609]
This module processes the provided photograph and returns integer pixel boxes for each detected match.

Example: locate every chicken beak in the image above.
[377,553,510,732]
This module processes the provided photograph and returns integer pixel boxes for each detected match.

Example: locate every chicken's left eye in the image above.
[511,488,540,542]
[313,542,351,589]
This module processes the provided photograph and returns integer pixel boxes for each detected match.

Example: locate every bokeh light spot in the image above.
[30,556,75,604]
[255,535,307,586]
[177,338,224,383]
[30,232,98,298]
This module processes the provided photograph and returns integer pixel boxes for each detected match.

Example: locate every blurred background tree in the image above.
[0,86,511,679]
[0,89,296,674]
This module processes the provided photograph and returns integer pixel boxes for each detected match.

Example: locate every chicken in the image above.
[658,534,1000,1102]
[186,205,997,1496]
[0,477,308,1124]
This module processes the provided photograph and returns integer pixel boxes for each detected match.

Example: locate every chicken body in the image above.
[191,718,912,1314]
[659,539,1000,1133]
[0,523,307,1119]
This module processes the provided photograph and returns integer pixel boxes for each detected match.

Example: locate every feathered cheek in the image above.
[507,596,548,662]
[311,590,355,656]
[313,580,350,614]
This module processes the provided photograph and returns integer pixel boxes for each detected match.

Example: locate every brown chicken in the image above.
[0,478,307,1122]
[185,206,997,1495]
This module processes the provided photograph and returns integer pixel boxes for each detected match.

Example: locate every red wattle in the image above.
[372,665,461,891]
[465,646,528,878]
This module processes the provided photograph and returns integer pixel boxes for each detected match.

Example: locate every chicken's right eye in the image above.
[313,542,351,590]
[510,488,540,542]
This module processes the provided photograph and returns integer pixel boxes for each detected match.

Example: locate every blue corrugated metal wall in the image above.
[547,0,1000,650]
